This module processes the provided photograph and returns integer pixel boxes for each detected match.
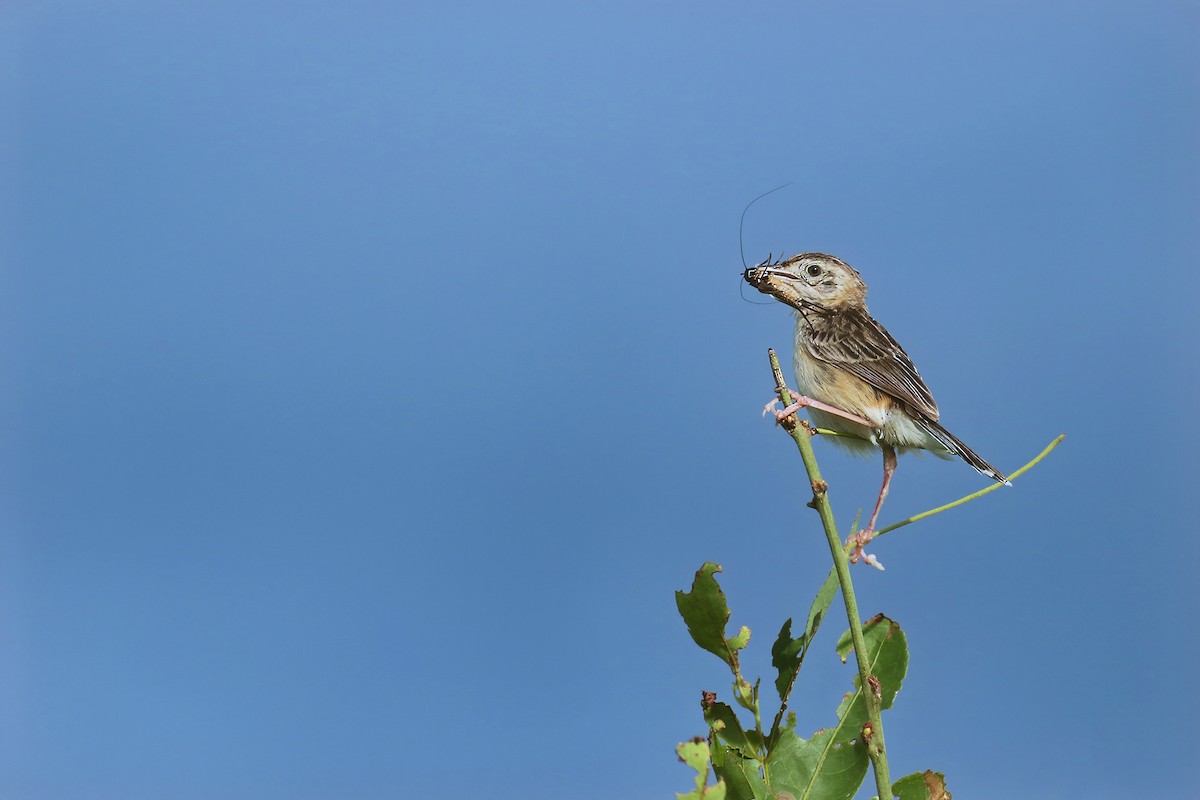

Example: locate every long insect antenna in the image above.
[739,185,792,305]
[739,182,792,269]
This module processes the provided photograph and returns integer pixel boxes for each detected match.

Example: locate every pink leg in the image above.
[763,392,875,429]
[848,445,897,570]
[864,444,897,536]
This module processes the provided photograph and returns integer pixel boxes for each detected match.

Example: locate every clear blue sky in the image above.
[3,2,1197,798]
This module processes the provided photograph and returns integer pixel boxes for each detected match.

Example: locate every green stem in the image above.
[767,349,892,800]
[871,434,1065,540]
[810,425,1063,554]
[799,436,1064,717]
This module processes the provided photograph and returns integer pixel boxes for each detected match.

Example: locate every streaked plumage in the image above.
[744,252,1007,566]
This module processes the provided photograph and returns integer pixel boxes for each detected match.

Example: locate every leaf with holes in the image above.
[704,699,756,753]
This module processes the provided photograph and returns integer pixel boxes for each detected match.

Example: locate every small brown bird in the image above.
[744,252,1008,568]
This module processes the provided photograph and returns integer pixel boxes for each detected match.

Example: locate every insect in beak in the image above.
[743,256,783,288]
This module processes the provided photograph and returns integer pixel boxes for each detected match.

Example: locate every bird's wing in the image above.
[802,309,940,421]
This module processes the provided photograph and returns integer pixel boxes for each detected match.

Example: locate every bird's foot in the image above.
[761,389,875,429]
[846,529,885,571]
[763,396,805,426]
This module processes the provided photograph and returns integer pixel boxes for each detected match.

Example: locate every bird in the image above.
[743,252,1008,568]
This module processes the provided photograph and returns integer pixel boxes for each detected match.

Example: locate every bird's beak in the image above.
[743,259,777,291]
[742,262,816,314]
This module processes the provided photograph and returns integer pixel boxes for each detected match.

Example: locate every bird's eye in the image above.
[805,264,822,278]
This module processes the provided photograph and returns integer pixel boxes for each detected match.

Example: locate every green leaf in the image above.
[676,563,748,670]
[675,739,729,800]
[678,739,711,774]
[771,619,804,702]
[711,744,772,800]
[763,617,910,800]
[703,700,754,754]
[772,570,840,702]
[803,569,840,643]
[739,762,772,800]
[766,725,868,800]
[834,615,909,726]
[889,770,951,800]
[732,675,759,714]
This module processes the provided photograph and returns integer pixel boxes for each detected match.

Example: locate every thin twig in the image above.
[814,436,1063,603]
[768,349,893,800]
[870,434,1065,540]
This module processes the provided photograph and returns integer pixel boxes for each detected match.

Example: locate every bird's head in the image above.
[743,252,868,313]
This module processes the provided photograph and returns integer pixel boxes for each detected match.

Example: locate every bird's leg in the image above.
[863,445,897,537]
[848,444,897,570]
[763,389,875,428]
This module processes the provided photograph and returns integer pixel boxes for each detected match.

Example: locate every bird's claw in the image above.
[764,395,807,426]
[846,529,885,571]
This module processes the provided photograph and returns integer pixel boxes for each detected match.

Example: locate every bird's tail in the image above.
[922,420,1010,486]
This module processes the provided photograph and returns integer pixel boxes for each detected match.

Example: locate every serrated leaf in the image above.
[889,770,951,800]
[676,563,747,670]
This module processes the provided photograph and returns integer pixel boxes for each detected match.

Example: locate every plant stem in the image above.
[871,434,1065,540]
[804,436,1063,692]
[767,349,892,800]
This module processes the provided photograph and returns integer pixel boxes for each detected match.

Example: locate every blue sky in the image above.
[2,2,1197,798]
